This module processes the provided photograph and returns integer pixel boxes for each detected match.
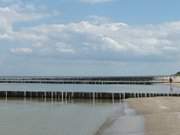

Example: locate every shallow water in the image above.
[0,98,145,135]
[0,83,179,93]
[0,83,179,135]
[0,99,120,135]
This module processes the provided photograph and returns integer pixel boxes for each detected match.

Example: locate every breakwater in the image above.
[0,76,158,84]
[0,91,179,100]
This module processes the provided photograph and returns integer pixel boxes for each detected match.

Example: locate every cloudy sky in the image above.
[0,0,180,76]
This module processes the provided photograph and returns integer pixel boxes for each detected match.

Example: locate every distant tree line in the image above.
[176,72,180,76]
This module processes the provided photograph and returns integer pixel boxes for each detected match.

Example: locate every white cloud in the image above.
[101,36,126,51]
[10,48,32,54]
[0,5,51,35]
[0,1,180,62]
[9,20,179,62]
[2,19,180,61]
[56,42,75,54]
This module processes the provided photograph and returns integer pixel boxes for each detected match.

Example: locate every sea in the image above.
[0,83,179,135]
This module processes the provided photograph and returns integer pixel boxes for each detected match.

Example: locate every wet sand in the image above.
[94,83,180,135]
[172,83,180,88]
[95,102,144,135]
[128,97,180,135]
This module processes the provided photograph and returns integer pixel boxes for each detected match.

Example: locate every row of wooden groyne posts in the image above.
[0,76,175,101]
[0,75,165,84]
[0,91,180,101]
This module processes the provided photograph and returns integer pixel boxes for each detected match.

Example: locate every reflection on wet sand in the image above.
[95,102,144,135]
[169,83,174,92]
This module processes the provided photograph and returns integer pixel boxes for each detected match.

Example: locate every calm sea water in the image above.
[0,99,120,135]
[0,83,179,93]
[0,83,179,135]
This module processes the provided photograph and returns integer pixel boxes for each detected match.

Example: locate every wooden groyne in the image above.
[0,76,156,84]
[0,91,180,100]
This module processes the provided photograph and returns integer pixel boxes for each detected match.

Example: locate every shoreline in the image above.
[172,83,180,88]
[96,95,180,135]
[95,102,144,135]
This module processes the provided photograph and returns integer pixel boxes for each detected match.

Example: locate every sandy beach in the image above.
[96,96,180,135]
[128,97,180,135]
[94,83,180,135]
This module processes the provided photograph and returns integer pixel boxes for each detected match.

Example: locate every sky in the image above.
[0,0,180,76]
